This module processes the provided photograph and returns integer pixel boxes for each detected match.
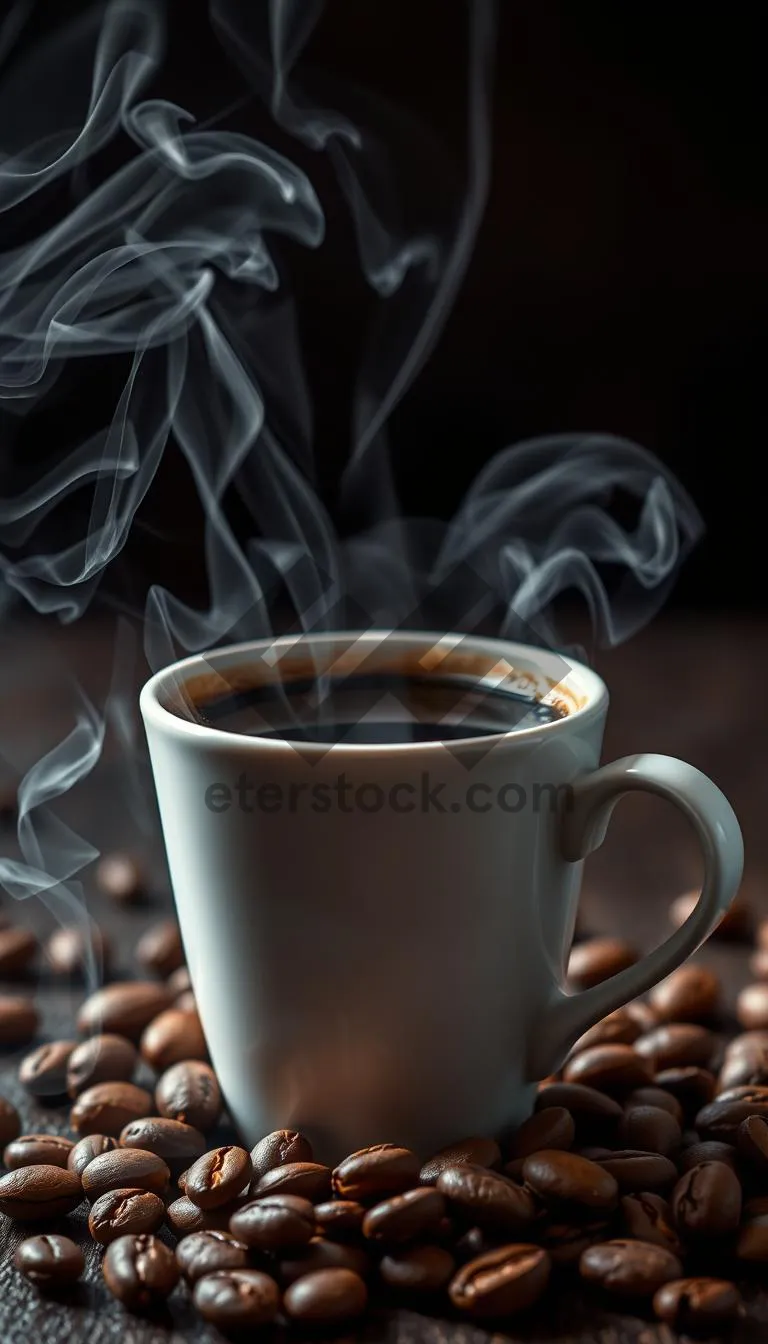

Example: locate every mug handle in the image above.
[529,753,744,1079]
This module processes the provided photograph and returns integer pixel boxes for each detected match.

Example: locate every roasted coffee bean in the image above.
[283,1266,368,1323]
[13,1234,84,1286]
[449,1244,551,1317]
[738,983,768,1030]
[230,1193,316,1250]
[0,926,37,976]
[671,1160,742,1237]
[96,852,144,904]
[168,965,191,997]
[750,949,768,981]
[155,1059,221,1131]
[509,1107,575,1159]
[598,1150,678,1193]
[620,1193,681,1253]
[0,1165,82,1221]
[568,939,637,990]
[564,1044,653,1092]
[436,1164,535,1233]
[280,1237,371,1284]
[618,1105,682,1157]
[68,1134,118,1177]
[380,1244,455,1291]
[649,966,721,1023]
[19,1041,75,1099]
[654,1068,716,1118]
[70,1080,154,1137]
[45,925,110,978]
[176,1229,250,1284]
[315,1200,365,1240]
[77,981,173,1040]
[736,1213,768,1262]
[136,919,184,976]
[66,1033,138,1098]
[194,1267,280,1327]
[0,1095,20,1147]
[653,1277,742,1329]
[719,1032,768,1091]
[580,1238,682,1297]
[635,1023,716,1070]
[4,1134,74,1171]
[570,1008,645,1054]
[89,1188,166,1244]
[362,1187,446,1242]
[535,1083,623,1140]
[165,1193,248,1237]
[253,1160,332,1202]
[419,1136,501,1185]
[678,1141,739,1174]
[333,1145,421,1201]
[453,1226,502,1261]
[536,1219,612,1267]
[737,1115,768,1174]
[625,1087,684,1124]
[81,1148,170,1199]
[182,1145,252,1209]
[670,889,751,940]
[103,1233,179,1307]
[119,1116,206,1176]
[175,991,196,1014]
[522,1149,618,1213]
[139,1007,207,1072]
[696,1085,768,1139]
[250,1128,313,1180]
[0,994,38,1046]
[743,1194,768,1218]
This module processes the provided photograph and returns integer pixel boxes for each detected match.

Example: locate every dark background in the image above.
[1,0,765,621]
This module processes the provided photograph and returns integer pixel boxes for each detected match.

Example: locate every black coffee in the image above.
[184,670,565,744]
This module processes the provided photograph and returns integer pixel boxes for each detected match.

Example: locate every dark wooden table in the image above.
[1,615,767,1342]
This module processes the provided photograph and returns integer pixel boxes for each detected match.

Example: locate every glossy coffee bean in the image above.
[719,1032,768,1091]
[250,1128,313,1180]
[653,1277,742,1329]
[45,925,110,978]
[362,1187,446,1242]
[569,1007,645,1054]
[654,1068,716,1118]
[279,1237,371,1285]
[618,1105,681,1157]
[96,852,144,904]
[536,1219,612,1267]
[522,1150,618,1213]
[13,1234,84,1285]
[155,1060,221,1131]
[194,1268,281,1327]
[738,984,768,1030]
[70,1081,154,1137]
[165,1194,249,1238]
[3,1134,74,1171]
[535,1083,622,1141]
[168,965,191,998]
[380,1244,455,1291]
[670,889,751,940]
[737,1115,768,1174]
[66,1034,138,1099]
[119,1117,206,1176]
[625,1086,684,1124]
[672,1160,742,1237]
[0,1095,20,1147]
[103,1233,179,1307]
[140,1008,207,1071]
[509,1107,575,1159]
[0,995,38,1046]
[253,1161,332,1202]
[176,1229,250,1284]
[81,1148,170,1199]
[230,1194,316,1250]
[419,1136,500,1185]
[736,1214,768,1263]
[567,939,637,990]
[649,966,721,1023]
[283,1267,368,1323]
[564,1044,652,1092]
[580,1238,682,1297]
[0,927,37,976]
[449,1244,551,1317]
[436,1164,535,1232]
[19,1041,75,1099]
[88,1188,166,1245]
[696,1085,768,1139]
[0,1165,83,1220]
[136,918,184,976]
[635,1023,716,1070]
[67,1134,118,1178]
[315,1200,365,1240]
[677,1141,739,1174]
[182,1145,252,1209]
[77,981,172,1040]
[598,1150,678,1193]
[333,1145,421,1201]
[620,1193,681,1253]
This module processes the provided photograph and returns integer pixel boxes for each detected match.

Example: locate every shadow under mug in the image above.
[140,631,743,1163]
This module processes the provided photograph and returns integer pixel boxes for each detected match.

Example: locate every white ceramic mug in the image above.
[140,631,743,1163]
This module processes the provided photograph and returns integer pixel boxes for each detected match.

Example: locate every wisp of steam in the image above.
[0,0,702,947]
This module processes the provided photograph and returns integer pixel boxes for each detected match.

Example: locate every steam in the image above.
[0,2,702,910]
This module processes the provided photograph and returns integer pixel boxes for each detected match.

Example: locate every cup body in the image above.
[141,631,606,1161]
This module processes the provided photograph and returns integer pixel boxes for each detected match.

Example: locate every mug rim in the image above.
[140,630,608,756]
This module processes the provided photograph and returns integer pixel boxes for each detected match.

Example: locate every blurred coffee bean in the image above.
[678,1140,739,1174]
[653,1277,742,1329]
[194,1268,281,1327]
[0,1095,20,1147]
[696,1085,768,1139]
[176,1229,249,1284]
[89,1188,166,1244]
[598,1151,678,1193]
[635,1023,716,1070]
[522,1150,618,1213]
[380,1244,455,1291]
[140,1007,207,1071]
[250,1128,313,1180]
[333,1146,421,1201]
[67,1134,118,1178]
[535,1083,622,1141]
[625,1087,683,1124]
[0,927,37,977]
[3,1134,74,1170]
[618,1105,681,1157]
[620,1193,681,1253]
[736,1214,768,1263]
[119,1117,206,1176]
[671,1161,742,1237]
[165,1194,248,1237]
[253,1161,332,1202]
[362,1187,446,1242]
[102,1233,179,1307]
[19,1040,75,1099]
[649,966,720,1023]
[283,1267,368,1324]
[569,1008,645,1055]
[564,1044,652,1091]
[436,1165,535,1232]
[670,889,751,940]
[737,1115,768,1174]
[155,1060,221,1131]
[279,1237,371,1285]
[0,996,38,1047]
[70,1081,154,1137]
[509,1107,575,1159]
[419,1136,500,1185]
[77,981,173,1040]
[13,1233,84,1285]
[737,983,768,1030]
[568,939,637,990]
[315,1200,365,1241]
[0,1164,83,1220]
[136,919,184,977]
[66,1034,138,1098]
[720,1032,768,1091]
[537,1219,612,1267]
[82,1148,170,1199]
[167,964,191,996]
[96,853,145,904]
[579,1238,682,1297]
[230,1194,316,1250]
[449,1244,551,1317]
[654,1068,716,1119]
[45,925,110,978]
[182,1145,253,1210]
[626,1001,659,1034]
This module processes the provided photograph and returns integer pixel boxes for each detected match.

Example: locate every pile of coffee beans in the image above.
[4,875,768,1332]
